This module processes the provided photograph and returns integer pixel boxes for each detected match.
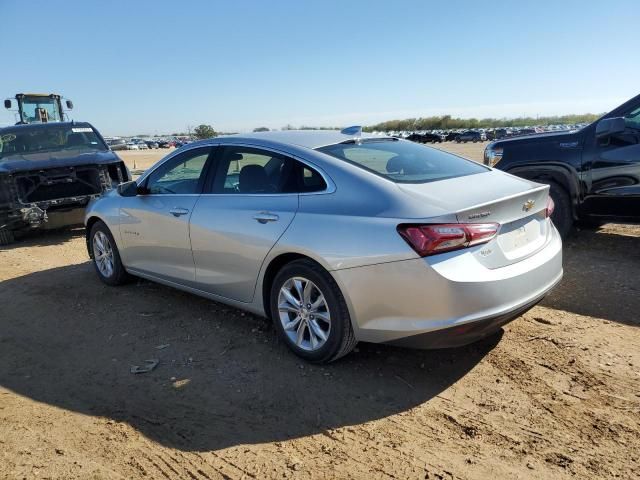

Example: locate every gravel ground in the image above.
[1,143,638,480]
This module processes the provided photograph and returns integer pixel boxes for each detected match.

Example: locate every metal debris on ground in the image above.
[130,359,160,374]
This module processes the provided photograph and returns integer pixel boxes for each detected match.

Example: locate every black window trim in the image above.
[200,143,336,196]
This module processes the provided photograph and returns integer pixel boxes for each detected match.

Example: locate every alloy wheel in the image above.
[93,231,114,278]
[278,276,331,351]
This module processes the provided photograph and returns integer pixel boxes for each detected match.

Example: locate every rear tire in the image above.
[89,221,130,286]
[270,259,356,363]
[548,181,573,238]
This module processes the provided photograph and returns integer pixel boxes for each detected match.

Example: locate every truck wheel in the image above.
[0,229,15,246]
[548,182,573,238]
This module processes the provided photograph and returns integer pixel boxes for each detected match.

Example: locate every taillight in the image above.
[397,223,500,257]
[545,196,555,218]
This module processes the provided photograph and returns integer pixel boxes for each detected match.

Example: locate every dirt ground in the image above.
[1,142,639,480]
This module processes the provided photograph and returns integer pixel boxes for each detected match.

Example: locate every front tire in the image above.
[89,221,130,286]
[270,259,356,363]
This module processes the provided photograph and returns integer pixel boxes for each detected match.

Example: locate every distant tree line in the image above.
[193,124,217,139]
[168,112,603,139]
[364,113,603,132]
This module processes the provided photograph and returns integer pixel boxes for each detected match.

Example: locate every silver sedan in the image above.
[85,129,562,363]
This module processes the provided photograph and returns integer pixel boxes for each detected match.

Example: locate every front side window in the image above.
[212,146,326,194]
[145,147,211,194]
[317,138,487,183]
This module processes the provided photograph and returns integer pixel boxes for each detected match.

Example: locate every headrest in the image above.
[239,164,269,193]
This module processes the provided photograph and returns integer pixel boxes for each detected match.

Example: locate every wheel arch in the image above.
[505,163,581,219]
[260,252,325,320]
[85,215,122,258]
[259,249,358,319]
[85,215,103,258]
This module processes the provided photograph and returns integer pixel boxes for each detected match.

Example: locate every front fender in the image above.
[505,162,582,210]
[84,190,123,257]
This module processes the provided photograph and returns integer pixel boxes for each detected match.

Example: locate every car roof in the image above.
[209,130,389,150]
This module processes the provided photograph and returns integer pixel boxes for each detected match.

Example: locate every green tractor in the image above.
[4,93,74,124]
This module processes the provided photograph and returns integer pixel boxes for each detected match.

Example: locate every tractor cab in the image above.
[4,93,73,124]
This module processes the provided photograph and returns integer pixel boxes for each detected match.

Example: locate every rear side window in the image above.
[317,139,487,183]
[211,146,327,194]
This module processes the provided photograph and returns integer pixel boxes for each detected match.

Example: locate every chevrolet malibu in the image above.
[85,129,563,363]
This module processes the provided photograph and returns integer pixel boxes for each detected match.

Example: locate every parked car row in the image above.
[383,123,590,144]
[104,137,188,151]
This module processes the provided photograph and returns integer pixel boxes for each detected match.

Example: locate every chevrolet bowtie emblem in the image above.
[523,199,536,212]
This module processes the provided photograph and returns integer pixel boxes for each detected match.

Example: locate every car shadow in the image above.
[0,262,499,452]
[542,227,639,326]
[0,226,85,251]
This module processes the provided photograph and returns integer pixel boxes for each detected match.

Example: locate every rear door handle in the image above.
[253,212,279,224]
[169,207,190,217]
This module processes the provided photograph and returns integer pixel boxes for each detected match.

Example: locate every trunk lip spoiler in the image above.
[454,184,549,213]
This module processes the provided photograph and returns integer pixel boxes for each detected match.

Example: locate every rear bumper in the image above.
[385,295,543,349]
[333,224,563,346]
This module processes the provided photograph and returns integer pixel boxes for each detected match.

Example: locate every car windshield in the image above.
[0,125,107,159]
[317,138,488,183]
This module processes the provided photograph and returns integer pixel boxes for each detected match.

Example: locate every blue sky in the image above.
[1,0,638,135]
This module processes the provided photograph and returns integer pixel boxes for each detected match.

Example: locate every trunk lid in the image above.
[397,170,552,268]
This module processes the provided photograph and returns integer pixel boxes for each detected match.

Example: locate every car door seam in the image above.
[249,195,300,303]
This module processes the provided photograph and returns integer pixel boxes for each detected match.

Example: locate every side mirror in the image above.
[65,99,74,110]
[596,117,625,139]
[4,99,11,109]
[117,181,139,197]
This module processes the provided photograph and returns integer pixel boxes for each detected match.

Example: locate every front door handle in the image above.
[253,212,279,224]
[169,207,190,217]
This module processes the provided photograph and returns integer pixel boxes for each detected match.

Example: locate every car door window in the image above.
[145,147,212,194]
[211,146,326,194]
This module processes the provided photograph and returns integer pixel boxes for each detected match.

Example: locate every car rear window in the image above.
[316,138,487,183]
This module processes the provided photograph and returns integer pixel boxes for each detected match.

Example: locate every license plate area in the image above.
[497,214,546,259]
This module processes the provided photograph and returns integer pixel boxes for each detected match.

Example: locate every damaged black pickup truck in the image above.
[0,121,130,245]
